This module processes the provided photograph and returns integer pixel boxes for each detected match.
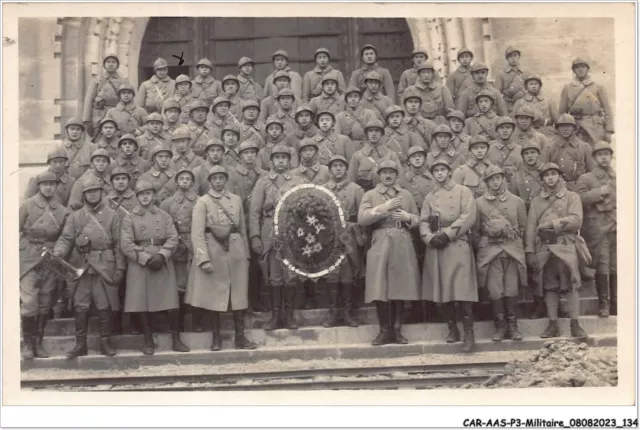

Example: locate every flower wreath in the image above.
[274,184,347,278]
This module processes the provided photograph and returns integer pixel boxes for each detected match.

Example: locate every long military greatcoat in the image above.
[24,169,75,207]
[138,166,178,205]
[334,107,377,151]
[60,138,97,180]
[136,75,176,114]
[68,168,113,211]
[83,71,127,131]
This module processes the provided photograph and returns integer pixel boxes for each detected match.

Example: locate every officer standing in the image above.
[59,117,97,181]
[403,61,454,123]
[349,44,396,103]
[446,48,474,106]
[136,58,175,114]
[104,83,149,137]
[456,63,508,118]
[264,50,303,100]
[237,56,264,101]
[302,47,347,103]
[191,58,221,108]
[334,87,377,152]
[83,54,127,138]
[24,148,76,206]
[495,46,527,115]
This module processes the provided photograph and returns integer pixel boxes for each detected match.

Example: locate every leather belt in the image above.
[134,238,166,246]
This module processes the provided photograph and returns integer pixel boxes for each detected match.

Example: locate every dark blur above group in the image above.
[20,43,617,361]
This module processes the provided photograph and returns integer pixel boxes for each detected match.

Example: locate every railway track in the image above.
[22,361,506,391]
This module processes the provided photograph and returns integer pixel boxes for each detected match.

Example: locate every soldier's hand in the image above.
[251,237,263,255]
[200,262,214,274]
[112,269,126,285]
[526,253,539,271]
[391,209,411,223]
[600,185,611,196]
[604,132,613,143]
[83,121,94,137]
[537,221,553,231]
[385,198,402,211]
[146,254,165,271]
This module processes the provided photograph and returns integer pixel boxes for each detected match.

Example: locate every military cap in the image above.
[272,49,289,61]
[469,135,490,148]
[65,117,85,129]
[150,144,173,159]
[189,100,210,113]
[110,166,131,182]
[327,155,349,168]
[171,126,191,141]
[384,105,405,120]
[207,165,229,180]
[117,83,136,94]
[222,123,241,137]
[470,62,489,73]
[316,109,336,123]
[364,70,382,83]
[211,96,231,110]
[99,118,119,129]
[483,165,505,182]
[295,104,314,117]
[457,47,473,59]
[504,46,521,58]
[555,113,577,127]
[514,105,535,118]
[539,162,562,178]
[237,56,254,68]
[238,140,261,154]
[298,138,319,152]
[475,89,496,102]
[205,139,225,151]
[446,110,466,122]
[524,73,542,86]
[416,60,435,73]
[175,74,192,85]
[408,146,428,157]
[592,141,614,156]
[36,171,59,185]
[90,148,111,162]
[344,85,362,98]
[273,70,291,82]
[314,47,331,59]
[432,124,453,137]
[270,144,292,159]
[82,178,104,193]
[321,71,340,85]
[47,147,69,162]
[412,47,429,58]
[378,159,399,174]
[495,116,516,130]
[163,99,181,112]
[265,116,284,129]
[276,88,295,99]
[360,44,378,57]
[221,74,239,85]
[103,53,120,67]
[520,139,541,155]
[429,158,452,172]
[572,57,590,69]
[242,99,261,111]
[402,87,423,104]
[363,119,385,133]
[146,112,164,124]
[175,167,196,183]
[153,58,169,70]
[196,58,213,69]
[135,180,155,195]
[118,133,138,148]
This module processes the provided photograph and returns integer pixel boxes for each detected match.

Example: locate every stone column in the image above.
[461,18,485,64]
[442,18,464,75]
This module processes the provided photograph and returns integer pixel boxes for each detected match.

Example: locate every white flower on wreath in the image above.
[297,227,305,237]
[302,244,314,257]
[306,215,318,227]
[305,233,316,244]
[312,242,322,253]
[314,223,326,234]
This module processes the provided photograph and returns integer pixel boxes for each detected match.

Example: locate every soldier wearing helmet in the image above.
[185,100,213,158]
[137,145,178,204]
[576,141,617,318]
[59,117,98,180]
[452,135,495,198]
[107,167,137,219]
[264,87,297,133]
[348,119,403,191]
[19,172,70,359]
[284,104,318,151]
[239,99,267,148]
[94,118,120,160]
[421,157,479,353]
[334,87,378,152]
[83,53,127,138]
[349,44,396,103]
[495,46,527,114]
[104,83,149,137]
[446,110,471,157]
[53,176,125,358]
[24,148,76,206]
[220,75,244,120]
[540,113,595,191]
[68,148,113,210]
[487,116,523,182]
[259,116,299,171]
[426,124,463,172]
[313,110,354,166]
[193,140,226,196]
[162,99,183,134]
[112,134,151,188]
[397,47,443,102]
[259,72,295,123]
[137,112,172,161]
[291,138,330,185]
[403,60,454,122]
[475,164,527,342]
[171,125,204,171]
[446,47,474,105]
[302,47,347,103]
[360,70,394,120]
[137,58,176,115]
[308,71,347,116]
[511,104,550,153]
[237,56,264,102]
[191,58,222,108]
[525,162,589,341]
[219,123,243,168]
[559,57,614,145]
[456,62,508,118]
[206,95,236,139]
[512,73,559,138]
[380,104,423,166]
[263,49,302,101]
[400,146,434,212]
[401,87,437,147]
[462,89,500,141]
[172,74,196,124]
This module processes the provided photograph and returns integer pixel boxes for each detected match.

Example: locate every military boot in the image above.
[353,278,365,310]
[528,295,547,319]
[609,274,617,316]
[505,297,523,341]
[444,303,461,343]
[491,299,507,342]
[209,311,222,351]
[264,285,283,331]
[341,283,358,327]
[169,309,190,352]
[98,310,116,357]
[461,302,475,353]
[371,301,391,346]
[284,284,300,329]
[33,314,50,358]
[539,320,560,338]
[21,316,35,360]
[570,319,588,341]
[595,274,610,318]
[140,312,155,355]
[233,310,258,349]
[111,311,122,335]
[323,283,341,327]
[66,311,89,359]
[391,301,408,344]
[303,281,317,310]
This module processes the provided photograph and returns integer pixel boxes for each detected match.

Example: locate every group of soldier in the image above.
[19,42,617,360]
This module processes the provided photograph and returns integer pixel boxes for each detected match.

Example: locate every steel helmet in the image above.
[378,160,399,174]
[384,105,405,121]
[520,139,541,155]
[524,73,542,86]
[207,165,229,181]
[314,47,331,59]
[47,148,68,163]
[327,155,349,168]
[321,71,340,85]
[196,58,213,69]
[212,96,231,109]
[276,88,295,99]
[171,126,191,141]
[446,110,466,122]
[117,83,136,94]
[163,99,181,112]
[99,118,119,130]
[272,70,291,82]
[222,74,239,86]
[175,167,196,183]
[408,146,428,157]
[572,57,590,70]
[153,58,169,70]
[430,158,452,173]
[432,124,453,137]
[495,116,516,130]
[504,46,521,58]
[364,71,382,83]
[103,53,120,67]
[344,86,361,99]
[469,135,490,149]
[295,104,314,118]
[402,87,423,104]
[360,44,378,57]
[242,99,261,112]
[298,138,319,153]
[411,47,429,58]
[135,180,155,195]
[470,62,489,73]
[363,119,385,133]
[315,109,336,124]
[150,145,173,160]
[110,167,132,182]
[265,116,284,130]
[457,47,473,60]
[146,112,164,124]
[222,124,241,138]
[237,56,254,69]
[36,171,59,185]
[416,60,435,73]
[475,89,496,103]
[270,144,292,159]
[238,140,261,154]
[65,117,85,129]
[82,178,104,193]
[483,165,505,182]
[539,162,562,178]
[118,134,138,149]
[592,141,614,157]
[205,139,225,152]
[272,49,289,61]
[175,74,192,86]
[90,148,111,163]
[555,113,577,127]
[514,105,535,118]
[189,100,210,114]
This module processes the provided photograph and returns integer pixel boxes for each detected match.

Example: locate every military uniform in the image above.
[187,118,214,158]
[312,124,354,166]
[512,74,559,138]
[137,146,178,204]
[94,118,121,159]
[83,54,127,136]
[400,148,435,211]
[456,63,508,118]
[137,113,172,160]
[360,71,394,120]
[258,117,299,170]
[349,44,396,103]
[24,148,76,206]
[191,59,222,108]
[334,89,377,152]
[425,124,463,172]
[136,58,176,114]
[219,77,244,121]
[263,50,303,100]
[162,99,182,135]
[59,118,98,180]
[105,168,137,219]
[260,86,298,126]
[512,105,550,153]
[227,141,268,217]
[237,57,264,101]
[381,106,424,166]
[487,117,522,183]
[495,47,527,114]
[510,150,544,210]
[445,48,474,105]
[171,126,204,171]
[207,105,236,141]
[239,99,267,145]
[68,167,113,211]
[111,134,151,188]
[193,146,226,196]
[464,111,499,141]
[402,88,437,149]
[397,47,443,101]
[291,139,330,184]
[309,92,346,118]
[103,83,148,137]
[452,136,495,198]
[403,62,454,122]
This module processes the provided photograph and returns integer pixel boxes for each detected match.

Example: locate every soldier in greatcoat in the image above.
[171,126,204,171]
[237,56,264,101]
[302,47,347,103]
[494,46,527,115]
[258,116,299,171]
[239,99,267,146]
[402,88,436,149]
[264,50,303,101]
[285,105,319,150]
[221,124,242,168]
[349,44,395,103]
[487,116,523,184]
[53,178,125,357]
[358,160,420,345]
[576,141,617,317]
[559,58,614,146]
[83,54,127,138]
[312,110,354,166]
[334,87,377,152]
[463,90,500,141]
[59,117,97,180]
[136,58,175,114]
[94,118,120,160]
[452,135,495,199]
[173,74,196,125]
[321,155,364,327]
[525,163,588,340]
[403,61,454,123]
[260,76,297,124]
[111,134,151,189]
[268,88,298,136]
[475,166,527,342]
[19,172,70,359]
[137,112,172,161]
[249,145,305,330]
[425,124,463,173]
[191,58,221,108]
[220,75,244,121]
[447,110,471,158]
[68,148,113,211]
[162,99,182,135]
[457,62,508,118]
[360,71,394,120]
[512,105,549,154]
[381,105,423,166]
[24,148,75,206]
[187,166,258,351]
[541,114,594,191]
[138,145,177,205]
[104,83,148,137]
[397,47,442,102]
[207,96,236,140]
[512,74,559,138]
[446,47,474,106]
[186,100,214,157]
[419,159,478,353]
[348,119,403,192]
[292,138,331,186]
[193,140,226,196]
[308,71,347,117]
[120,180,190,355]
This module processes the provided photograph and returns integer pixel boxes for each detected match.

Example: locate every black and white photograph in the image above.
[2,1,637,425]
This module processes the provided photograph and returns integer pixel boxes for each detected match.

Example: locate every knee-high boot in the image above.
[443,302,460,343]
[139,312,155,355]
[34,314,51,358]
[505,296,523,341]
[66,311,89,359]
[371,301,391,346]
[491,298,507,342]
[323,283,340,327]
[391,301,408,344]
[233,310,258,349]
[595,274,610,318]
[169,308,190,352]
[98,310,116,356]
[209,310,221,351]
[460,301,475,353]
[264,285,283,331]
[21,316,36,360]
[341,283,358,327]
[609,274,617,316]
[284,284,300,329]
